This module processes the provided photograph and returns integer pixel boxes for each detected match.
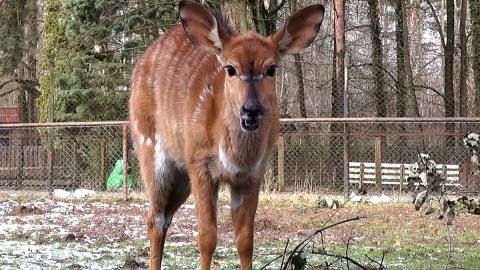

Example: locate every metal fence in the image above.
[1,118,479,198]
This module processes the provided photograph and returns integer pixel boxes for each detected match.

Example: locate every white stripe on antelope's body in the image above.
[129,1,324,269]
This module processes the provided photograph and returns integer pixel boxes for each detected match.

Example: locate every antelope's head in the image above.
[180,1,325,132]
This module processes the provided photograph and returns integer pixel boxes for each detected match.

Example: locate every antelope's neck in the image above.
[216,108,269,176]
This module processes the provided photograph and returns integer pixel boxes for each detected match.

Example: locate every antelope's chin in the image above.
[240,114,262,132]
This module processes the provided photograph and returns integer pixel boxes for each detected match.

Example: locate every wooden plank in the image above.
[348,161,460,185]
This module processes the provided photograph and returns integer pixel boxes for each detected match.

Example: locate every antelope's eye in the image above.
[266,65,277,77]
[225,65,237,77]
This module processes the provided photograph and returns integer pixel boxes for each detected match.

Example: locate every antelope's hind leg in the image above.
[139,148,190,269]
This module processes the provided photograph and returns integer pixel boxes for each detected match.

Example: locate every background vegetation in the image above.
[1,0,480,123]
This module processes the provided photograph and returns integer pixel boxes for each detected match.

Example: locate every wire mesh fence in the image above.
[1,118,479,198]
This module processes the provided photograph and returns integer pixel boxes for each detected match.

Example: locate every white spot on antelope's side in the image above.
[192,104,202,123]
[199,84,212,102]
[154,135,167,180]
[219,146,244,175]
[139,135,145,145]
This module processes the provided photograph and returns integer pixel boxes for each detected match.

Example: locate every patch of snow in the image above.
[368,194,392,204]
[53,189,70,198]
[73,189,96,198]
[349,192,363,202]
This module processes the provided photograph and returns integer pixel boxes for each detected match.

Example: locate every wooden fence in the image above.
[0,145,75,188]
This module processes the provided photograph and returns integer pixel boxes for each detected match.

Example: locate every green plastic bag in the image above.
[107,160,137,189]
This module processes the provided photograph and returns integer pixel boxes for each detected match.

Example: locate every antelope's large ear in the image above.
[179,0,231,55]
[271,4,325,56]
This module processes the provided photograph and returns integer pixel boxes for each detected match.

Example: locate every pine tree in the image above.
[38,0,178,122]
[0,0,39,122]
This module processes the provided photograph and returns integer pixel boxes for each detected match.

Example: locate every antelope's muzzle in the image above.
[240,100,264,132]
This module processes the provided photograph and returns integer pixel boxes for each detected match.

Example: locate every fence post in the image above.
[277,135,285,192]
[122,124,128,201]
[375,136,382,190]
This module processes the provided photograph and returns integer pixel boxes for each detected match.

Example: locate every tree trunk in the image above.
[395,0,406,118]
[445,0,455,146]
[459,0,468,127]
[222,0,250,33]
[25,0,38,123]
[401,0,420,117]
[368,0,386,118]
[330,0,346,190]
[401,0,426,149]
[294,53,307,119]
[470,0,480,116]
[395,0,407,155]
[247,0,284,36]
[332,0,345,119]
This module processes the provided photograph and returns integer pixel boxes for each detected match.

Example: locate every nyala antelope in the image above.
[129,1,324,269]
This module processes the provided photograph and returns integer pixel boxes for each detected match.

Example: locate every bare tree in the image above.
[445,0,455,146]
[368,0,386,118]
[459,0,468,122]
[394,0,408,151]
[289,0,308,120]
[401,0,420,117]
[330,0,346,190]
[470,0,480,116]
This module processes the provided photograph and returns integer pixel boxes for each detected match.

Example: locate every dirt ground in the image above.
[1,192,480,269]
[0,191,480,270]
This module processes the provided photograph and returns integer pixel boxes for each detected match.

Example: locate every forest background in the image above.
[1,0,479,127]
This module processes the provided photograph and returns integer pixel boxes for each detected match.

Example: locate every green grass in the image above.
[2,193,478,269]
[2,224,478,270]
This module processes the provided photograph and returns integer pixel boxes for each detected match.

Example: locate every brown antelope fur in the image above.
[129,1,324,269]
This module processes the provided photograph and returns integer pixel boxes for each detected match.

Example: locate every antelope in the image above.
[129,1,324,269]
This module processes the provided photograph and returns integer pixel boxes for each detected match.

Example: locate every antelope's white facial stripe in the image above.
[239,74,264,81]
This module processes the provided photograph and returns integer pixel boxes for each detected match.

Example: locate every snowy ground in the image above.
[1,192,479,269]
[0,193,281,269]
[0,198,150,269]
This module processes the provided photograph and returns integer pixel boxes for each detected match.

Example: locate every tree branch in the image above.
[282,216,366,269]
[425,0,446,49]
[0,77,40,97]
[268,0,287,16]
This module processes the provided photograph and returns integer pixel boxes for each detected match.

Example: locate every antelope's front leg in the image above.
[190,173,219,270]
[230,181,261,270]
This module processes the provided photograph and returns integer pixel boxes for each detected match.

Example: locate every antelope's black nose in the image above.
[240,100,264,132]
